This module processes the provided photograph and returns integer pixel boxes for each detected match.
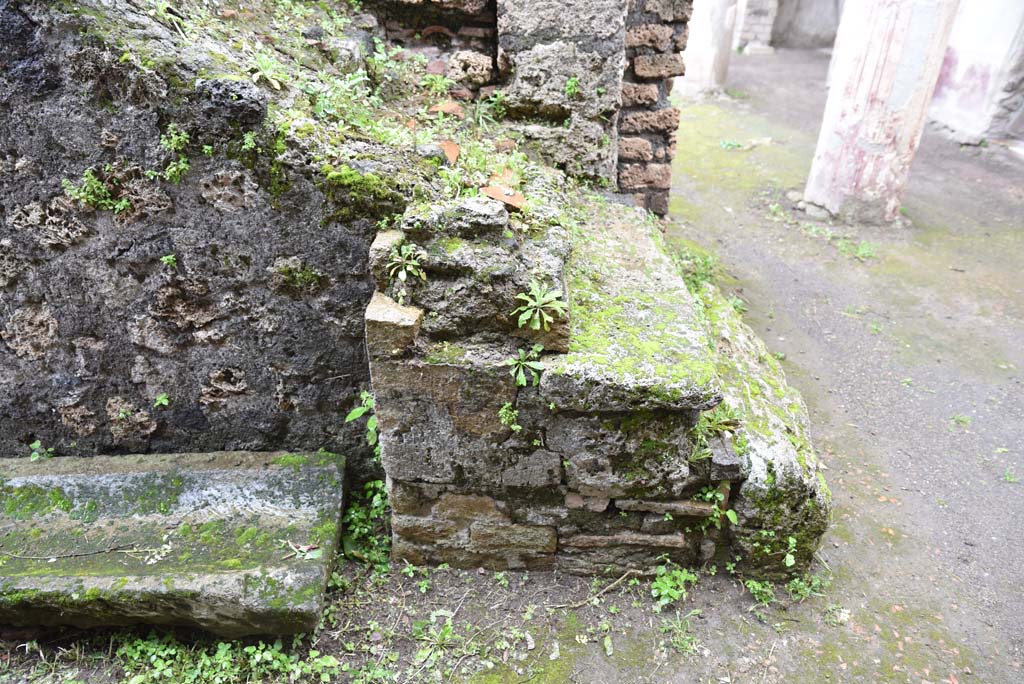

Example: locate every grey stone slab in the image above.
[0,451,345,637]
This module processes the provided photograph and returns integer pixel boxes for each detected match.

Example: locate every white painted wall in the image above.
[772,0,844,48]
[928,0,1024,143]
[679,0,738,93]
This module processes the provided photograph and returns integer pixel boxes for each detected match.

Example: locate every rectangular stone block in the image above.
[364,292,423,359]
[561,531,689,549]
[618,136,654,161]
[621,82,659,107]
[392,514,463,545]
[626,24,675,51]
[470,521,557,553]
[619,163,672,191]
[433,493,511,523]
[633,53,686,79]
[619,107,680,134]
[0,451,346,637]
[615,498,716,517]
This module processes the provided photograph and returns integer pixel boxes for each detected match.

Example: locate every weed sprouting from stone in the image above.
[512,279,568,331]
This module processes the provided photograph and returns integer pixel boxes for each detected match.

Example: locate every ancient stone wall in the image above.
[365,189,830,575]
[0,2,399,478]
[372,0,693,214]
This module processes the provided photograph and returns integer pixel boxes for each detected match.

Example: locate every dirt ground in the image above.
[4,49,1023,684]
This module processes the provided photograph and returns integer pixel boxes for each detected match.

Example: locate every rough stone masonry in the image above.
[373,0,692,215]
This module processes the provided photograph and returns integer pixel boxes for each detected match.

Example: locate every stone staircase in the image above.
[367,183,830,576]
[0,451,345,637]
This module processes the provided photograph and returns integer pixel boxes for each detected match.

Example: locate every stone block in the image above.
[646,190,670,216]
[0,451,346,637]
[469,521,557,552]
[388,479,450,516]
[565,492,611,512]
[646,0,693,22]
[446,50,494,88]
[620,107,680,134]
[561,531,689,549]
[392,515,463,544]
[710,436,745,481]
[633,53,686,79]
[618,136,654,161]
[433,493,510,523]
[501,41,624,121]
[368,230,405,292]
[616,498,716,517]
[619,163,672,191]
[626,24,675,51]
[364,292,423,358]
[497,0,630,45]
[621,82,659,107]
[500,449,563,488]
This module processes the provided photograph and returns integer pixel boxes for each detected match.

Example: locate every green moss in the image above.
[320,163,404,221]
[273,453,308,469]
[275,263,325,292]
[235,526,260,546]
[126,475,185,515]
[424,341,466,365]
[1,484,73,521]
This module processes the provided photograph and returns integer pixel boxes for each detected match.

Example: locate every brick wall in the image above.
[619,0,692,215]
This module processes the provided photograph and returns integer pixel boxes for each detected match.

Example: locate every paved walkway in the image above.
[665,48,1024,683]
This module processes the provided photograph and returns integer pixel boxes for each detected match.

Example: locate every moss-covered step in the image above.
[541,203,722,412]
[0,451,345,637]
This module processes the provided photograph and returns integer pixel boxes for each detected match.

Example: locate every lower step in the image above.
[0,451,345,637]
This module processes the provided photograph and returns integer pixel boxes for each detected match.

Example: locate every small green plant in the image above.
[202,144,214,156]
[28,439,54,462]
[727,295,748,314]
[159,123,189,153]
[341,479,390,572]
[719,139,742,150]
[660,609,701,654]
[502,344,545,387]
[1003,468,1019,483]
[690,403,741,462]
[564,75,581,99]
[512,279,568,331]
[387,243,427,304]
[949,414,972,431]
[419,74,455,96]
[494,571,510,588]
[785,572,830,602]
[163,155,190,184]
[650,563,698,612]
[62,169,130,213]
[745,579,776,606]
[160,254,177,269]
[782,535,798,567]
[241,131,258,151]
[153,393,170,408]
[345,391,380,461]
[251,51,287,90]
[499,402,522,433]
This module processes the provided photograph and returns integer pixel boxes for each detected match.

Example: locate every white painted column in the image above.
[680,0,738,94]
[804,0,961,223]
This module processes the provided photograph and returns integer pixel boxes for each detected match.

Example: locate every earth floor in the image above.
[4,49,1023,684]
